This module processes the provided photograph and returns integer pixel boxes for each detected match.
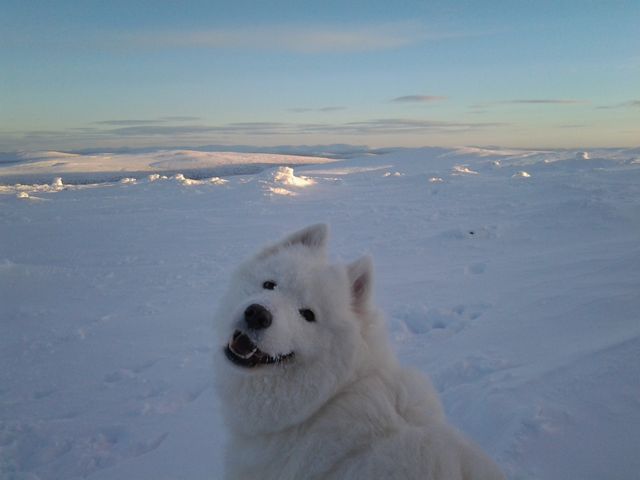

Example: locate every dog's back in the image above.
[225,354,504,480]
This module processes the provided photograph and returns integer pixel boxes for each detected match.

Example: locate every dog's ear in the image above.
[282,223,329,250]
[257,224,329,259]
[347,255,373,312]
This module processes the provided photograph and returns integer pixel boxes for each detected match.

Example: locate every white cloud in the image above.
[470,99,589,109]
[288,106,346,113]
[391,95,448,103]
[500,99,587,105]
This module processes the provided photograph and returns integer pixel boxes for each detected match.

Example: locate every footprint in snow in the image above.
[103,359,159,384]
[434,353,515,392]
[391,303,490,337]
[465,262,487,275]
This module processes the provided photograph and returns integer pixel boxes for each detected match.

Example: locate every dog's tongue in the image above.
[229,332,258,359]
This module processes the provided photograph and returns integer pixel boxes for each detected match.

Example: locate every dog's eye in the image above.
[299,309,316,322]
[263,280,277,290]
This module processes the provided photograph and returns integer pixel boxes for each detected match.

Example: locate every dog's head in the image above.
[214,224,381,433]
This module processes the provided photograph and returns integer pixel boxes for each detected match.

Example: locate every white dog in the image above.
[214,224,505,480]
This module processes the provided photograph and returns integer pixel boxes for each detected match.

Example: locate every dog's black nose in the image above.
[244,304,272,330]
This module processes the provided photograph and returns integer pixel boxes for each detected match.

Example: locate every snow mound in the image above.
[173,173,228,186]
[267,187,297,196]
[147,174,165,182]
[271,166,315,187]
[260,167,316,196]
[452,165,479,175]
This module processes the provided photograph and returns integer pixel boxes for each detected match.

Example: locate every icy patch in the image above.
[452,165,479,175]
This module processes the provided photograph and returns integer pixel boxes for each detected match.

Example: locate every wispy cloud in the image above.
[499,99,587,105]
[107,125,227,136]
[94,117,202,126]
[471,99,589,109]
[324,118,507,135]
[108,23,468,53]
[391,95,448,103]
[160,116,202,121]
[596,100,640,109]
[5,118,508,147]
[93,119,164,126]
[132,118,502,136]
[288,106,346,113]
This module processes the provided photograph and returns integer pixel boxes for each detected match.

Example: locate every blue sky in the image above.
[1,0,638,151]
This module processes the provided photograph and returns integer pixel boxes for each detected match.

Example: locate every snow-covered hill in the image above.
[0,150,337,185]
[1,146,639,479]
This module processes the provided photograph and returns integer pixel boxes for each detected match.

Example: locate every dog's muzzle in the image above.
[225,330,294,368]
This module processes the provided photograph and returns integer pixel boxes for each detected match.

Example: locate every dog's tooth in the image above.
[238,347,258,359]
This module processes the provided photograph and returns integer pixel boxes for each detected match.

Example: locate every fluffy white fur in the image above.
[214,224,505,480]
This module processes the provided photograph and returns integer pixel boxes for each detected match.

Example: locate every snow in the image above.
[0,150,336,186]
[512,171,531,178]
[1,146,639,479]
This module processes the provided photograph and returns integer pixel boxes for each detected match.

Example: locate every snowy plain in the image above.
[1,146,639,479]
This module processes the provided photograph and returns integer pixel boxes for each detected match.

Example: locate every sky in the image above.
[1,0,639,151]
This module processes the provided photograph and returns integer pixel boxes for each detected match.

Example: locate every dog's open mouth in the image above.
[225,331,295,368]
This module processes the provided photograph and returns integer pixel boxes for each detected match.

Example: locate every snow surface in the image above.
[1,146,639,479]
[0,150,336,186]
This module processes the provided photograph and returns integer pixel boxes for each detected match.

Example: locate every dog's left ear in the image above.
[257,223,329,259]
[347,256,373,312]
[282,223,328,251]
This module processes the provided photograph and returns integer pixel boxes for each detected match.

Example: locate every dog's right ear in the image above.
[347,255,374,314]
[257,224,329,259]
